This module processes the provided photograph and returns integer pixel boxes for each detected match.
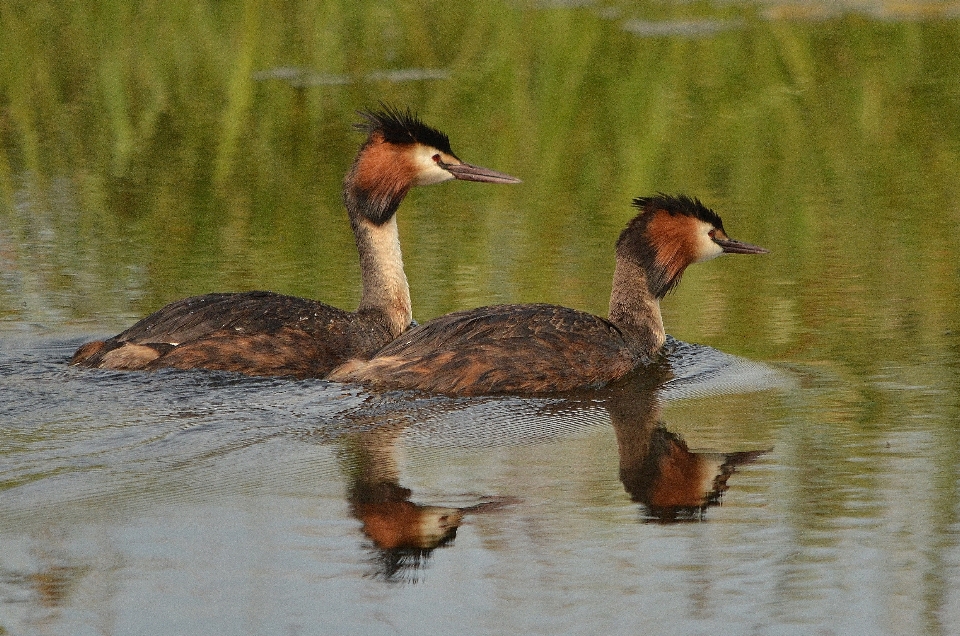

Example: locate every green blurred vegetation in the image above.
[1,0,959,381]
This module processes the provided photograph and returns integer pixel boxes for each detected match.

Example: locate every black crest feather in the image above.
[354,103,454,155]
[630,193,724,230]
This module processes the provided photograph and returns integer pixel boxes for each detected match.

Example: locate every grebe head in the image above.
[618,194,768,298]
[347,105,520,224]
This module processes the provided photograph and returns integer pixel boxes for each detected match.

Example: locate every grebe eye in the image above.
[432,154,441,163]
[708,229,717,238]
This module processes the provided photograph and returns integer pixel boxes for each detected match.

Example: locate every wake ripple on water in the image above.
[0,335,789,519]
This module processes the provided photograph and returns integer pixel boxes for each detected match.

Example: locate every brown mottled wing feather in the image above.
[111,291,343,345]
[73,291,395,377]
[143,325,354,378]
[334,304,640,395]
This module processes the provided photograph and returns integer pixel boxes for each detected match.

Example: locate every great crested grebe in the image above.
[71,106,520,377]
[328,194,768,395]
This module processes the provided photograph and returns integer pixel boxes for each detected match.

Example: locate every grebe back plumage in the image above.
[328,194,767,395]
[71,106,520,377]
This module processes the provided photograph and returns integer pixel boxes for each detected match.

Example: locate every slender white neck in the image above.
[608,257,666,357]
[353,215,412,337]
[341,141,417,338]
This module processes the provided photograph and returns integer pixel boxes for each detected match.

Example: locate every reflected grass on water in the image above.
[2,2,959,373]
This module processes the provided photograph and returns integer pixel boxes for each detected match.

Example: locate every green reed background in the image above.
[2,0,959,373]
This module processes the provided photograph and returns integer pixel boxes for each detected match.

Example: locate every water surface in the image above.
[2,1,960,634]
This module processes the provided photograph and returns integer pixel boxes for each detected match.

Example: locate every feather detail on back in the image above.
[328,304,646,395]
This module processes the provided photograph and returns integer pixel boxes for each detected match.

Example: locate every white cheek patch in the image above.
[410,145,455,185]
[693,221,724,263]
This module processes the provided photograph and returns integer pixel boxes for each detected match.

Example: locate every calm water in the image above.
[3,1,960,634]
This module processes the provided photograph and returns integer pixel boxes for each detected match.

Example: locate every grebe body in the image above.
[328,195,767,395]
[71,291,392,376]
[71,107,519,377]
